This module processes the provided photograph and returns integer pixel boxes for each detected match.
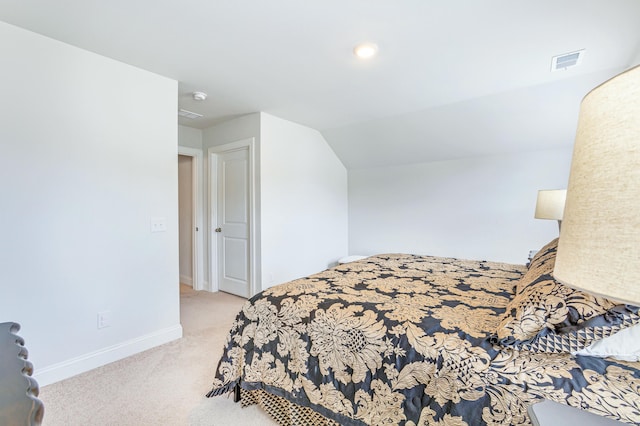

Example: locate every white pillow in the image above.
[338,255,368,264]
[573,323,640,361]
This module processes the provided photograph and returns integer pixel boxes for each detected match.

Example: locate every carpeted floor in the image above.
[39,285,277,425]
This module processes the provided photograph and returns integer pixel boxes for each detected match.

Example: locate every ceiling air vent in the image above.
[551,49,585,72]
[178,109,203,119]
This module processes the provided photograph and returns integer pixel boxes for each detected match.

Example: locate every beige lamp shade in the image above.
[554,65,640,306]
[534,189,567,220]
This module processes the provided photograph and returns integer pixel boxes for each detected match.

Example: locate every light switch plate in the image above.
[97,311,112,329]
[151,217,167,233]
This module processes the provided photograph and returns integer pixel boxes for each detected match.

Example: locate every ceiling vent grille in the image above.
[551,49,585,72]
[178,109,203,119]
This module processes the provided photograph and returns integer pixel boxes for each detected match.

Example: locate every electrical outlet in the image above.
[97,311,112,329]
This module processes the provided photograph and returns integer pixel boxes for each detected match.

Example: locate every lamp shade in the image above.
[534,189,566,220]
[554,65,640,306]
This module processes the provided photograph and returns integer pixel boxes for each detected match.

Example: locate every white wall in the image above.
[260,113,348,288]
[0,22,181,385]
[202,114,261,149]
[178,125,203,149]
[349,148,573,264]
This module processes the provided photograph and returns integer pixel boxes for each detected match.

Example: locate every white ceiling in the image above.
[1,0,639,168]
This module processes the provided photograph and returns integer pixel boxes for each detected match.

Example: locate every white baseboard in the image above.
[35,324,183,387]
[195,280,210,292]
[180,274,193,286]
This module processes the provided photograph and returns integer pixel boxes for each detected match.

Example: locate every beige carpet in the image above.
[39,285,277,425]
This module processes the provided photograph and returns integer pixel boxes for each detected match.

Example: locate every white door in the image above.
[216,148,250,297]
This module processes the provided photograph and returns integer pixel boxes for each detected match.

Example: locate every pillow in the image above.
[523,238,558,277]
[573,322,640,361]
[512,304,640,354]
[494,238,633,347]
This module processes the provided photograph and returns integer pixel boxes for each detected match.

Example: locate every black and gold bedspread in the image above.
[208,254,640,425]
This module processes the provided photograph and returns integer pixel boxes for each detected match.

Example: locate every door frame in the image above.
[177,146,204,291]
[208,138,257,296]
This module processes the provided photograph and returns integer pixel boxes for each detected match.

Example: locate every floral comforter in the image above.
[208,254,640,425]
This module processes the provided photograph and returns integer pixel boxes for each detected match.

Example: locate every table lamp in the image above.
[554,64,640,307]
[534,189,567,231]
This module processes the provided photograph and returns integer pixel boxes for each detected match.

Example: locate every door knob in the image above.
[215,227,222,233]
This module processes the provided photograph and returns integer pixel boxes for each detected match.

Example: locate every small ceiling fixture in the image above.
[178,109,203,119]
[192,91,208,101]
[551,49,585,72]
[353,43,378,59]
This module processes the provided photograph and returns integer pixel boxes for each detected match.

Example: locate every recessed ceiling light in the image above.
[193,91,208,101]
[353,43,378,59]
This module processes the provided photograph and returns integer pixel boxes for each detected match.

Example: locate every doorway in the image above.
[178,154,194,287]
[177,147,204,291]
[209,138,257,298]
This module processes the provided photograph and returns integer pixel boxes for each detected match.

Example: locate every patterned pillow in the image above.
[494,238,636,347]
[511,305,640,353]
[514,305,640,354]
[523,238,557,274]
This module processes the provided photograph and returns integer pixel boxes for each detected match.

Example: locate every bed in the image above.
[207,239,640,425]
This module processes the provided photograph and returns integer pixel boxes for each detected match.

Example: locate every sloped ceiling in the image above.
[1,0,639,168]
